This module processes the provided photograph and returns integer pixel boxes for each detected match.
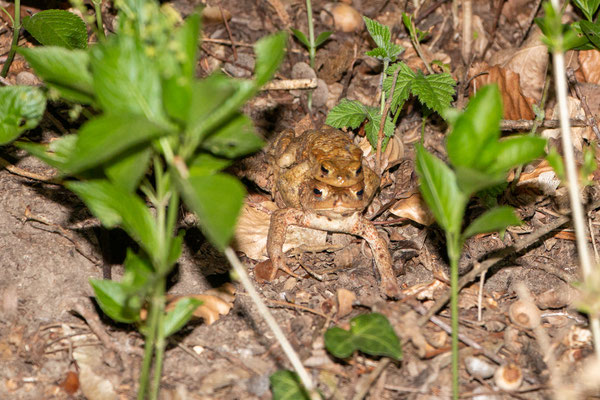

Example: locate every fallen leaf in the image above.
[578,50,600,84]
[389,190,435,226]
[543,96,591,151]
[358,134,404,172]
[166,285,235,326]
[336,288,356,318]
[514,160,561,196]
[469,62,535,120]
[201,6,231,24]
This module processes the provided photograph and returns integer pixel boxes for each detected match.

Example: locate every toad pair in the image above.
[266,126,401,298]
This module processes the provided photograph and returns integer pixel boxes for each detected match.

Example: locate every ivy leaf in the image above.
[270,371,310,400]
[0,86,46,145]
[462,206,521,240]
[22,9,87,49]
[325,99,367,129]
[383,62,416,112]
[324,313,402,360]
[410,71,456,116]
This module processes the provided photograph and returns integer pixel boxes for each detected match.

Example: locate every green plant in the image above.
[536,0,600,51]
[326,17,455,172]
[0,0,21,77]
[12,0,285,398]
[291,0,332,110]
[415,85,546,399]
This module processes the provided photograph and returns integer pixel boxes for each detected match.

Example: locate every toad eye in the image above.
[356,189,364,197]
[313,188,322,197]
[320,165,329,175]
[356,166,362,175]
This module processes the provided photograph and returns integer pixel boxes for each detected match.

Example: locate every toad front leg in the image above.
[267,208,401,298]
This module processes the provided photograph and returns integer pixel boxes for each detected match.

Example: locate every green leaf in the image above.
[415,145,466,234]
[66,180,160,257]
[572,0,600,21]
[175,172,246,251]
[462,206,521,239]
[487,136,547,174]
[90,36,166,123]
[167,231,184,267]
[270,371,311,400]
[0,86,45,145]
[410,71,456,116]
[568,21,597,50]
[254,32,287,86]
[447,85,502,169]
[291,28,310,48]
[546,147,565,181]
[383,62,416,112]
[164,297,203,337]
[325,99,368,129]
[18,47,95,104]
[315,31,333,47]
[121,249,154,290]
[363,17,391,50]
[455,166,505,196]
[22,10,87,49]
[62,114,170,174]
[325,313,402,360]
[17,134,77,170]
[201,114,265,158]
[90,279,141,323]
[364,107,394,150]
[365,47,388,59]
[580,20,600,49]
[104,147,152,193]
[188,153,232,176]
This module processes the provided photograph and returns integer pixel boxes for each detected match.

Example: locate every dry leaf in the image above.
[265,0,290,27]
[578,50,600,84]
[401,280,446,300]
[489,30,548,102]
[514,160,561,196]
[254,259,277,282]
[201,6,231,23]
[166,290,235,326]
[543,96,590,151]
[389,190,435,226]
[336,288,356,318]
[358,134,404,172]
[535,286,579,309]
[470,62,535,120]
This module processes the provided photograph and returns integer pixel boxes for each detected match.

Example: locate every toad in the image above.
[267,157,401,299]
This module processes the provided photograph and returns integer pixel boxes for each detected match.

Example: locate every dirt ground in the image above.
[1,0,600,399]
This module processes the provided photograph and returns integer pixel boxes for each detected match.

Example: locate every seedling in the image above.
[14,0,286,398]
[416,85,546,399]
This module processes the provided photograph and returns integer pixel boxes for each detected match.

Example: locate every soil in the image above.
[1,0,599,399]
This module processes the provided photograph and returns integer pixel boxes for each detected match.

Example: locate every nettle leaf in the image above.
[415,145,466,234]
[164,297,203,337]
[365,47,388,59]
[23,9,87,50]
[364,107,394,149]
[254,32,287,86]
[410,71,456,116]
[580,20,600,49]
[315,31,333,47]
[462,206,521,239]
[325,99,368,129]
[383,62,416,112]
[89,279,142,324]
[291,28,310,48]
[363,17,391,48]
[270,371,310,400]
[572,0,600,21]
[18,47,94,104]
[201,113,264,158]
[325,313,402,360]
[66,180,160,257]
[0,86,45,145]
[447,85,502,169]
[90,36,166,123]
[175,172,246,251]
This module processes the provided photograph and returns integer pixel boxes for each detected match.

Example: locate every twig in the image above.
[566,68,600,142]
[224,247,319,399]
[261,78,317,91]
[414,0,449,24]
[418,199,600,326]
[500,119,587,130]
[376,68,400,175]
[0,156,58,183]
[265,298,328,318]
[352,358,392,400]
[219,7,237,61]
[517,0,544,47]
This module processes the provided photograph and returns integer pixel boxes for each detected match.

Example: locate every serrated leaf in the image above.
[572,0,600,21]
[90,279,141,324]
[363,16,391,49]
[462,206,521,239]
[254,32,287,86]
[23,10,87,50]
[174,172,245,250]
[383,62,416,112]
[410,71,456,116]
[365,47,388,59]
[0,86,45,145]
[90,36,166,123]
[324,313,402,360]
[270,371,310,400]
[66,180,160,257]
[415,145,466,234]
[364,107,394,150]
[315,31,333,47]
[18,47,94,104]
[291,28,310,48]
[62,114,170,174]
[325,99,367,129]
[580,20,600,49]
[201,113,265,158]
[164,297,203,337]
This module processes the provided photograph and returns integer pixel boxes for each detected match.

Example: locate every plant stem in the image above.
[447,233,461,400]
[380,60,389,116]
[1,0,20,78]
[306,0,315,111]
[138,292,160,400]
[93,0,106,40]
[549,0,600,358]
[150,279,166,400]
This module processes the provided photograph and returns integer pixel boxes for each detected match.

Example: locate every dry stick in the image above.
[550,0,600,358]
[418,199,600,326]
[517,0,544,47]
[224,248,319,400]
[352,358,392,400]
[500,118,587,130]
[566,68,600,142]
[219,6,237,61]
[461,0,472,64]
[261,78,317,91]
[0,156,58,183]
[376,68,400,175]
